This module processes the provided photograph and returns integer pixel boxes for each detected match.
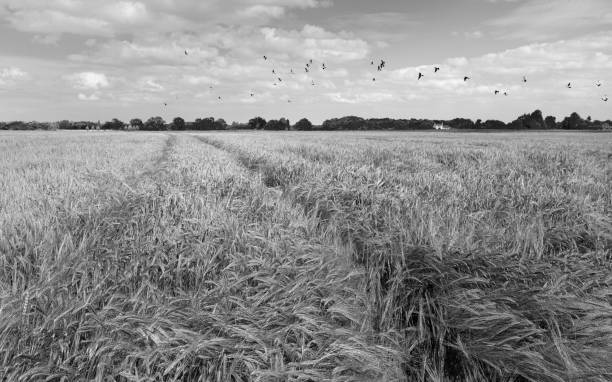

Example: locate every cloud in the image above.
[486,0,612,41]
[66,72,110,90]
[0,0,331,38]
[78,92,100,101]
[0,67,29,85]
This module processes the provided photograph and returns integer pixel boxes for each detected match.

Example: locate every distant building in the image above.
[434,122,449,130]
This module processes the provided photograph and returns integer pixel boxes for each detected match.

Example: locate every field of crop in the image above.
[1,130,611,381]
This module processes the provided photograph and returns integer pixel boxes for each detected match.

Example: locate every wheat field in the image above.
[0,130,611,381]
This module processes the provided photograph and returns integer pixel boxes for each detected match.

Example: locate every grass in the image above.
[0,130,610,381]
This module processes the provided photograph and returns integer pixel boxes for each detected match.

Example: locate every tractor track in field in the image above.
[194,135,291,189]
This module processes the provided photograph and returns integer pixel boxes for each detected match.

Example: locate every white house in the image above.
[434,122,450,130]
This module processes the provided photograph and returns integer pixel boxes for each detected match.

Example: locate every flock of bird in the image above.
[161,49,608,107]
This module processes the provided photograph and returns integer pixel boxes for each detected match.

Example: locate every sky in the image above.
[0,0,611,124]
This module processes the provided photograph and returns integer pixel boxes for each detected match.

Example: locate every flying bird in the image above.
[311,80,315,86]
[305,67,310,73]
[272,69,276,74]
[434,67,440,73]
[263,55,267,60]
[523,76,527,83]
[494,90,499,95]
[321,63,327,70]
[184,50,188,56]
[596,81,602,87]
[603,95,609,102]
[218,96,222,100]
[371,60,374,65]
[372,77,376,82]
[464,76,471,82]
[504,92,508,96]
[250,93,254,97]
[567,82,572,88]
[278,77,282,82]
[418,72,424,80]
[163,102,167,106]
[290,69,294,74]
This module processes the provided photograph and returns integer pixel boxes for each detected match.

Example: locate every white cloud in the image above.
[78,93,100,101]
[486,0,612,41]
[0,0,331,38]
[0,67,29,85]
[67,72,110,90]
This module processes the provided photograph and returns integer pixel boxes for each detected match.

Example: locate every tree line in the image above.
[1,111,610,131]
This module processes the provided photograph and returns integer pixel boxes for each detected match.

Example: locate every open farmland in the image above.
[1,130,611,381]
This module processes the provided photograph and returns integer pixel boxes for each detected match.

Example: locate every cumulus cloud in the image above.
[67,72,110,90]
[0,67,29,85]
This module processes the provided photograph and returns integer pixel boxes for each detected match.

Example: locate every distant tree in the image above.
[0,122,6,130]
[214,118,227,130]
[264,119,285,131]
[130,118,143,130]
[5,121,29,130]
[279,118,290,130]
[103,118,125,130]
[144,116,166,131]
[248,117,266,130]
[544,116,556,129]
[527,110,544,129]
[171,117,185,131]
[293,118,313,131]
[446,118,475,129]
[560,112,587,130]
[481,120,507,129]
[194,117,215,130]
[408,119,434,130]
[475,119,482,129]
[58,120,72,130]
[322,116,365,130]
[230,121,248,130]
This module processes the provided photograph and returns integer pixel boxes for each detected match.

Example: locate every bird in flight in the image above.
[434,67,440,73]
[184,50,188,56]
[523,76,527,83]
[596,81,602,87]
[218,96,222,100]
[418,72,424,80]
[288,99,292,103]
[311,80,315,86]
[603,95,609,102]
[272,69,276,74]
[163,102,167,106]
[567,82,572,88]
[371,60,374,65]
[305,67,310,73]
[263,55,267,60]
[494,90,499,95]
[321,63,327,70]
[250,93,254,97]
[504,92,508,96]
[464,76,471,81]
[278,77,283,82]
[372,77,376,82]
[290,69,294,74]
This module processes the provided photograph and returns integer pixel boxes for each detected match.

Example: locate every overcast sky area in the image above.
[0,0,611,124]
